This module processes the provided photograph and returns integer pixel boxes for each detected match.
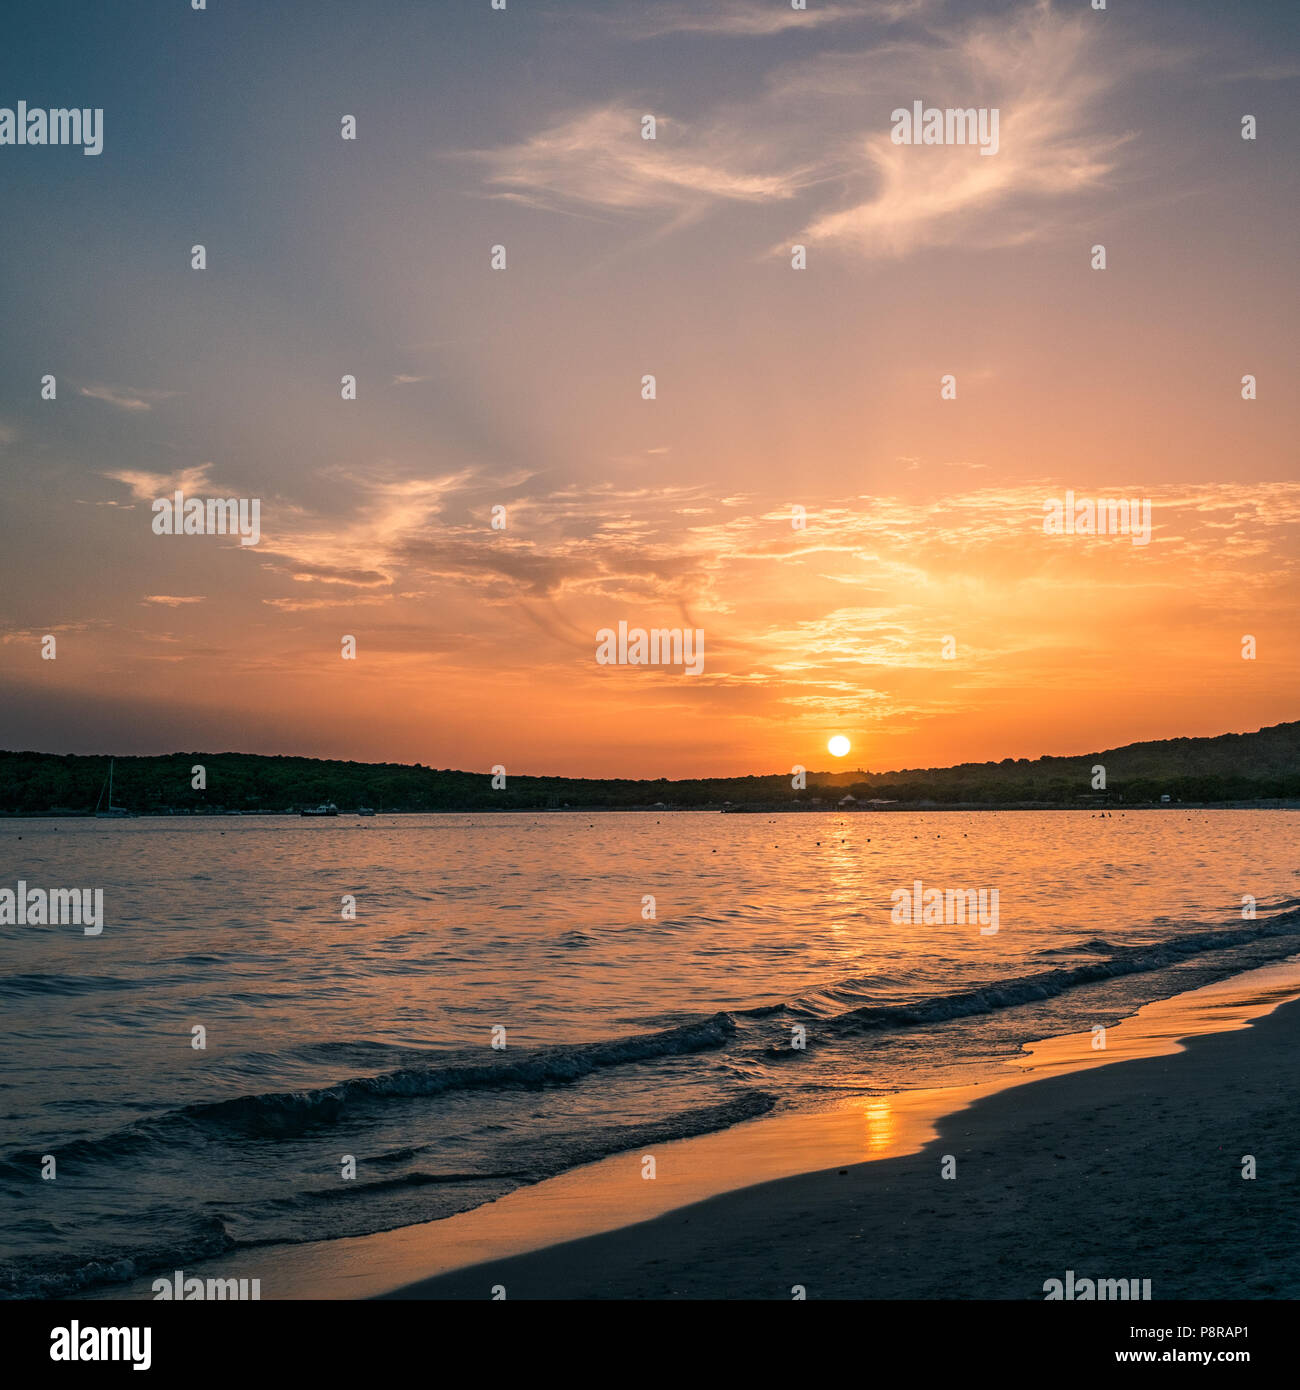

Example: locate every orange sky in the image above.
[1,0,1297,776]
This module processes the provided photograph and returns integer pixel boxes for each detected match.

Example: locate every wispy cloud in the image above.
[79,383,178,413]
[801,2,1137,256]
[620,0,888,40]
[471,105,808,217]
[479,0,1155,259]
[104,464,214,501]
[253,467,477,592]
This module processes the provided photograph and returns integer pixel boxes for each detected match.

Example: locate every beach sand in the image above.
[99,959,1300,1301]
[384,964,1300,1300]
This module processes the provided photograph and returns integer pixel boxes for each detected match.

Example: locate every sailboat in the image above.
[94,759,135,817]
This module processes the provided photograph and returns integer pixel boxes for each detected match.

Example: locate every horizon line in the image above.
[3,716,1294,784]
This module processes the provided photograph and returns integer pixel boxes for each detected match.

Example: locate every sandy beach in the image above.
[91,958,1300,1302]
[382,966,1300,1300]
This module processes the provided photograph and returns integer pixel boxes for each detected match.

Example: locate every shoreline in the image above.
[388,960,1300,1300]
[97,955,1300,1300]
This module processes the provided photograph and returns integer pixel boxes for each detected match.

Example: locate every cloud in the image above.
[262,594,394,613]
[79,383,178,412]
[104,464,214,501]
[801,2,1135,256]
[16,468,1297,759]
[477,0,1153,259]
[620,0,882,39]
[252,468,476,591]
[263,470,1300,666]
[471,105,809,218]
[1,620,101,645]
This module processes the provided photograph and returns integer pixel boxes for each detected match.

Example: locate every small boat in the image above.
[300,802,339,818]
[94,759,135,817]
[356,807,375,816]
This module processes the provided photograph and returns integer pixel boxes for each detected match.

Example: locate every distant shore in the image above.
[5,800,1298,817]
[5,721,1297,815]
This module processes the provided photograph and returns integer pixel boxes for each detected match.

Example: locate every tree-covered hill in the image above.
[1,721,1297,813]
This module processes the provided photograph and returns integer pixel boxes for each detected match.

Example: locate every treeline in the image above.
[0,752,795,813]
[835,773,1300,805]
[0,721,1296,814]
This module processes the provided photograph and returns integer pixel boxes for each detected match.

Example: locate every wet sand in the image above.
[384,961,1300,1299]
[100,958,1300,1300]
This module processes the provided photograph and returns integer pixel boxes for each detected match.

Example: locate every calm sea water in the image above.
[2,810,1297,1297]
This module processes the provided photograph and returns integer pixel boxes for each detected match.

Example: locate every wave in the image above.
[0,1215,234,1302]
[287,1170,533,1200]
[182,1011,739,1137]
[2,1012,740,1169]
[0,1090,776,1300]
[755,905,1300,1046]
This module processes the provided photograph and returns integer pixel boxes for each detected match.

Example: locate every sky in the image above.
[1,0,1297,778]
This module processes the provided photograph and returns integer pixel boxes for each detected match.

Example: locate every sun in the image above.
[827,735,851,758]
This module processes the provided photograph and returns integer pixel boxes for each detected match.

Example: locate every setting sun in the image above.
[828,736,851,758]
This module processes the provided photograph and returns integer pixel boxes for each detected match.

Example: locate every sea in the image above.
[1,809,1297,1297]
